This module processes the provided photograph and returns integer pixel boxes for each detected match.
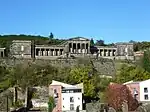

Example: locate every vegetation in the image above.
[0,59,111,101]
[106,83,138,111]
[48,96,55,112]
[1,34,150,110]
[0,34,65,48]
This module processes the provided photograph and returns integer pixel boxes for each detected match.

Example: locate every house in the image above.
[123,79,150,102]
[123,81,140,101]
[49,80,84,112]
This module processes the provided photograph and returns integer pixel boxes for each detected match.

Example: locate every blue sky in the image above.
[0,0,150,43]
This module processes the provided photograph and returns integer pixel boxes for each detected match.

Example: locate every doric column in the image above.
[101,49,104,56]
[110,50,113,56]
[62,50,64,54]
[88,43,90,54]
[106,49,108,56]
[43,49,46,56]
[57,49,59,56]
[76,43,79,53]
[39,49,42,56]
[48,49,50,56]
[53,49,55,56]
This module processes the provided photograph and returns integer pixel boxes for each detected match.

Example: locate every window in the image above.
[78,97,80,100]
[54,89,57,93]
[144,95,149,100]
[70,97,74,102]
[63,98,64,100]
[144,88,148,93]
[70,104,74,110]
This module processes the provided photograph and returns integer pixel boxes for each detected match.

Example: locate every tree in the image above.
[140,50,150,72]
[49,33,54,40]
[115,64,150,83]
[106,83,138,111]
[69,65,96,97]
[90,38,94,46]
[95,39,105,46]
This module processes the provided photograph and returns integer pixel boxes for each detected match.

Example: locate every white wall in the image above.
[140,79,150,102]
[61,92,82,111]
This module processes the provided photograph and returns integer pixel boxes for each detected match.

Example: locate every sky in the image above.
[0,0,150,43]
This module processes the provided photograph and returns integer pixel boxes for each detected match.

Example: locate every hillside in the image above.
[0,34,65,48]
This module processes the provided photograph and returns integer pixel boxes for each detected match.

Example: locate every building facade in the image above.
[0,37,134,60]
[49,80,83,112]
[124,79,150,102]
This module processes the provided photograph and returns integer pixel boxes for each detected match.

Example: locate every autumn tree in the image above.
[106,83,138,111]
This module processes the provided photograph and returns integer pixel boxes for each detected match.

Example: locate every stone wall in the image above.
[0,58,116,76]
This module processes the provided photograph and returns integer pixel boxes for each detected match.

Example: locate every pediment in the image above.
[69,37,89,41]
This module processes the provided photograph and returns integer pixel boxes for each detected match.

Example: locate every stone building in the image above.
[6,37,134,60]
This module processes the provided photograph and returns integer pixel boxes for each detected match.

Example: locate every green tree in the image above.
[49,33,54,40]
[140,50,150,72]
[69,66,96,97]
[115,64,150,83]
[90,38,94,46]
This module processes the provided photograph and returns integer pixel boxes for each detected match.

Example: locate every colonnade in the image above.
[98,49,116,57]
[35,48,64,56]
[68,42,90,54]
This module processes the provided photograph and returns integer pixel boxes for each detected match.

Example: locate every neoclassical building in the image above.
[9,37,134,60]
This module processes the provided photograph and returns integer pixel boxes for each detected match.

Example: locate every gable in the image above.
[69,37,89,41]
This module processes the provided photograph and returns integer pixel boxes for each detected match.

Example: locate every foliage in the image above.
[12,100,24,108]
[140,50,150,72]
[0,34,65,48]
[133,41,150,52]
[106,83,139,111]
[48,96,55,112]
[49,32,54,40]
[115,64,150,83]
[90,38,94,46]
[95,39,105,46]
[69,65,96,97]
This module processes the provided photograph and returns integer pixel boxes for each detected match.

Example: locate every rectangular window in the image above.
[144,94,149,100]
[70,104,74,110]
[144,88,148,93]
[70,97,74,102]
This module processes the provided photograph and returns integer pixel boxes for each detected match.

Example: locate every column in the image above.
[110,50,113,56]
[88,43,90,54]
[80,43,82,53]
[101,49,104,56]
[57,49,59,56]
[84,43,86,53]
[76,43,79,53]
[48,49,51,56]
[106,49,108,56]
[52,50,55,56]
[62,50,64,54]
[71,43,73,53]
[39,49,42,56]
[82,43,85,53]
[78,43,80,53]
[43,49,45,56]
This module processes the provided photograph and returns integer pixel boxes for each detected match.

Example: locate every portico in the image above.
[68,37,90,54]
